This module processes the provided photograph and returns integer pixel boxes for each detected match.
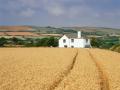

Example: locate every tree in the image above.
[10,37,19,45]
[47,37,57,47]
[24,38,35,47]
[0,37,7,47]
[91,38,100,48]
[35,37,58,47]
[35,39,42,47]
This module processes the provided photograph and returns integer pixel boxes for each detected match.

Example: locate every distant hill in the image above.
[62,27,120,35]
[0,26,32,31]
[0,26,120,36]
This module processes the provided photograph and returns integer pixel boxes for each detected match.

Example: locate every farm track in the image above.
[54,49,101,90]
[49,50,78,90]
[87,50,110,90]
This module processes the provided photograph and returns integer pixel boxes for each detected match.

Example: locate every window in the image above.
[71,39,74,43]
[63,39,66,43]
[86,39,88,43]
[71,46,74,48]
[64,45,68,48]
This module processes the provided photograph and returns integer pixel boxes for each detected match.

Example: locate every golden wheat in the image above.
[88,49,120,90]
[55,49,101,90]
[0,48,120,90]
[0,48,76,90]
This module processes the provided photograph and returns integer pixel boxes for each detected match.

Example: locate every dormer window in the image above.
[63,39,66,43]
[71,39,74,43]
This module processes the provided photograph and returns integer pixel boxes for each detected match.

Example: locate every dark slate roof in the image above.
[65,34,77,38]
[64,34,88,39]
[60,32,90,39]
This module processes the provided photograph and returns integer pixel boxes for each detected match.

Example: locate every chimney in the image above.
[78,31,81,38]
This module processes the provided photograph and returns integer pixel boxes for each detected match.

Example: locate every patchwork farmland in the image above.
[0,48,120,90]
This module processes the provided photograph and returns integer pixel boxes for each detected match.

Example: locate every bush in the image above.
[110,44,120,53]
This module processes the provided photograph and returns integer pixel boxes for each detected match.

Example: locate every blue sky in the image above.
[0,0,120,28]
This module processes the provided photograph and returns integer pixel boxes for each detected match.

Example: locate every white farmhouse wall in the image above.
[86,39,91,45]
[69,39,86,48]
[58,31,91,48]
[59,35,70,47]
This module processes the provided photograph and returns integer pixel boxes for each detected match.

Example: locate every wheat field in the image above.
[0,48,120,90]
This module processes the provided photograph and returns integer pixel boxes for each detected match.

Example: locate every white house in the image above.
[59,31,91,48]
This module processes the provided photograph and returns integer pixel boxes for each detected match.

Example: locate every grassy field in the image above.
[0,48,120,90]
[0,26,32,31]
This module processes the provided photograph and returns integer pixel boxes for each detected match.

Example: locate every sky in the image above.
[0,0,120,28]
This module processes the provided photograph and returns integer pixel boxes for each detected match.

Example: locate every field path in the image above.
[88,49,120,90]
[55,49,101,90]
[87,50,110,90]
[50,50,78,90]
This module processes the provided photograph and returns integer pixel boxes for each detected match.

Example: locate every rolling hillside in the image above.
[0,48,120,90]
[0,26,32,31]
[0,26,120,43]
[63,27,120,33]
[0,26,120,35]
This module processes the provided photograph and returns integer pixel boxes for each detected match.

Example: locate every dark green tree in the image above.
[91,38,101,48]
[0,37,7,47]
[47,37,56,47]
[10,37,19,45]
[35,37,58,47]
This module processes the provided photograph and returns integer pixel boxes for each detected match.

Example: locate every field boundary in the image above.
[49,49,78,90]
[88,50,110,90]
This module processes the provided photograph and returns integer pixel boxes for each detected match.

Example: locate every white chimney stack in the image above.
[78,31,81,38]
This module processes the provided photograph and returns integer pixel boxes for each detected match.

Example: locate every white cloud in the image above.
[45,3,65,16]
[18,0,40,8]
[65,5,100,19]
[42,0,100,18]
[103,11,120,17]
[1,0,120,28]
[20,8,35,17]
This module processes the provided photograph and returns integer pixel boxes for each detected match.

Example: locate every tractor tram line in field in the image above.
[50,50,78,90]
[54,49,102,90]
[87,50,110,90]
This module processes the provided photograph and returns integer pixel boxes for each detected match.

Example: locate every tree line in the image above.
[0,37,58,47]
[0,36,120,53]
